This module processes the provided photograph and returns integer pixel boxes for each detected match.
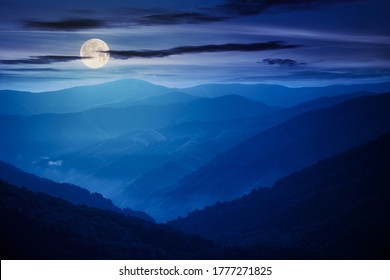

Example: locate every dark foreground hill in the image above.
[169,134,390,259]
[0,161,153,222]
[0,179,216,259]
[0,180,317,259]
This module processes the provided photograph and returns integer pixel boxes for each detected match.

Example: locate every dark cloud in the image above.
[0,73,17,78]
[216,0,358,16]
[136,12,229,25]
[0,42,300,66]
[261,58,305,66]
[0,56,83,65]
[129,1,366,27]
[24,18,106,30]
[2,68,60,72]
[107,41,300,59]
[122,0,360,27]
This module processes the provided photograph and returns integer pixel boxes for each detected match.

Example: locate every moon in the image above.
[80,39,110,69]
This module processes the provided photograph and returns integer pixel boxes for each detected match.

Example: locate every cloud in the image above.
[0,42,300,66]
[0,56,83,65]
[215,0,357,16]
[261,58,305,66]
[135,12,229,25]
[129,1,324,26]
[3,68,60,72]
[48,160,63,166]
[122,0,361,27]
[107,41,300,59]
[24,18,106,30]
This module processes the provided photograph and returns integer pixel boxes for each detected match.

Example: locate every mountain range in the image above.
[2,79,389,221]
[1,132,388,259]
[148,92,390,221]
[0,93,271,166]
[181,82,390,106]
[1,79,389,116]
[1,78,390,259]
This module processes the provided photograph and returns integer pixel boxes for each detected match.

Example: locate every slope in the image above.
[169,133,390,259]
[0,180,216,259]
[0,179,319,259]
[0,94,270,167]
[35,91,382,213]
[156,92,390,221]
[0,160,153,222]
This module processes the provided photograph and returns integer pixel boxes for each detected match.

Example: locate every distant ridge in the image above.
[1,79,390,115]
[0,79,172,115]
[108,91,199,107]
[182,82,390,106]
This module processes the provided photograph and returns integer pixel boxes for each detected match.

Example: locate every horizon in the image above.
[2,77,390,94]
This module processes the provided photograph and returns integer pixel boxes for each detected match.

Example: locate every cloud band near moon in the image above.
[0,56,85,65]
[24,19,106,31]
[105,41,300,59]
[0,41,300,65]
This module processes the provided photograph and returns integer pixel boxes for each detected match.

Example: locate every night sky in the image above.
[1,0,390,91]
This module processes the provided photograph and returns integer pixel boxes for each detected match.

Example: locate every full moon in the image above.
[80,39,110,69]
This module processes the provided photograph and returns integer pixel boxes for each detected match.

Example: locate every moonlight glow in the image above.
[80,39,110,69]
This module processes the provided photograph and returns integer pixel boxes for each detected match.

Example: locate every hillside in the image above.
[169,134,390,259]
[0,179,321,259]
[33,91,374,210]
[156,92,390,221]
[0,161,153,222]
[0,94,270,167]
[0,180,215,259]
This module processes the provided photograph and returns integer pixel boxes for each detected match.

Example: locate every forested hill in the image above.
[169,133,390,259]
